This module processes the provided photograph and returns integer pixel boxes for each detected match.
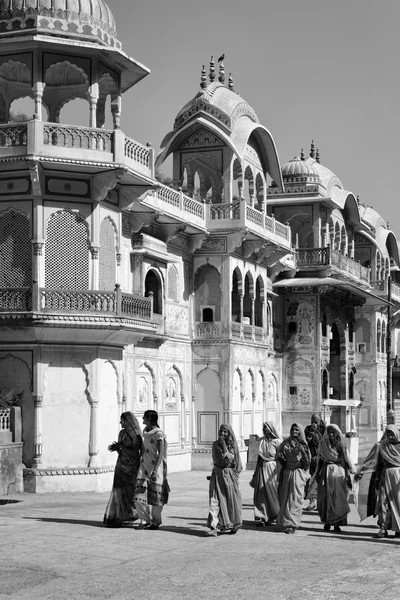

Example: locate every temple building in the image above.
[0,0,399,493]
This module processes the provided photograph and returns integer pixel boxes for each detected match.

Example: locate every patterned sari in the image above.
[103,413,142,527]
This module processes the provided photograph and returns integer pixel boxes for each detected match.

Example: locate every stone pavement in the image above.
[1,470,400,600]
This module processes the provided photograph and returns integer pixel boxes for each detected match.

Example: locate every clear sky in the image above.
[108,0,400,238]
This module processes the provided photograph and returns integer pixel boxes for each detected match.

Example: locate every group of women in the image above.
[103,411,400,539]
[103,410,169,530]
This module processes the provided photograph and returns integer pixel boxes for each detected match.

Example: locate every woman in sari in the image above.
[373,424,400,538]
[312,424,354,533]
[135,410,168,530]
[276,423,310,534]
[206,424,242,537]
[252,422,281,526]
[103,412,143,527]
[354,434,385,523]
[304,414,325,511]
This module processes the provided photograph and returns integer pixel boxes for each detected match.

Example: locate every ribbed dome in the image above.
[282,156,318,179]
[0,0,120,48]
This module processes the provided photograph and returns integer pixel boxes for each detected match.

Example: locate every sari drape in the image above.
[276,423,310,529]
[253,429,281,523]
[315,424,354,526]
[103,420,142,527]
[207,424,242,531]
[376,425,400,532]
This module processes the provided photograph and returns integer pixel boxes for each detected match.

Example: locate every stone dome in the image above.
[0,0,120,49]
[174,82,259,132]
[281,156,320,182]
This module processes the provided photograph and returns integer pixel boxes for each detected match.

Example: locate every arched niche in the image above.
[194,263,221,322]
[145,268,163,315]
[231,267,242,322]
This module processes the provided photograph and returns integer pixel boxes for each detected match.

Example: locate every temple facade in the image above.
[0,0,399,492]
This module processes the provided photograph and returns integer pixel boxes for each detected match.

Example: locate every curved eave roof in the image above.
[330,188,360,225]
[156,117,284,187]
[231,120,283,188]
[307,158,343,195]
[357,229,400,265]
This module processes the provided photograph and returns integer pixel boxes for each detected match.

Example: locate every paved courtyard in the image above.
[0,470,399,600]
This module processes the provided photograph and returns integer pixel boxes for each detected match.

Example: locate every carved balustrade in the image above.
[0,408,10,432]
[120,292,152,320]
[0,124,27,147]
[43,124,113,152]
[155,185,204,220]
[0,288,32,311]
[209,202,241,221]
[124,137,150,167]
[195,322,221,338]
[296,247,371,284]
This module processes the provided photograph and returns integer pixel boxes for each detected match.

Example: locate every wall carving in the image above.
[165,304,189,336]
[286,296,316,348]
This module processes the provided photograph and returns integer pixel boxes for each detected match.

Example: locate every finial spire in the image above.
[209,56,216,82]
[316,148,320,163]
[228,73,234,91]
[218,60,225,84]
[310,140,315,158]
[300,148,305,160]
[200,65,207,89]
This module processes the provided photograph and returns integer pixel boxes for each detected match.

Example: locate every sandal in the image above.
[205,529,218,537]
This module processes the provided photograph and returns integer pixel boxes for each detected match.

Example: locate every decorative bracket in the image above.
[188,233,208,253]
[158,223,186,243]
[28,161,43,198]
[93,168,125,202]
[242,239,266,259]
[130,211,160,234]
[119,184,159,210]
[225,229,248,254]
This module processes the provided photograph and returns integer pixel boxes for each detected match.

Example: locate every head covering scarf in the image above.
[379,425,400,467]
[318,423,355,471]
[218,424,242,471]
[121,412,143,443]
[263,421,280,440]
[289,422,307,445]
[311,413,321,424]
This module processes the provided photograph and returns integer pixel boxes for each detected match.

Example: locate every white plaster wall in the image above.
[42,358,90,468]
[97,360,119,466]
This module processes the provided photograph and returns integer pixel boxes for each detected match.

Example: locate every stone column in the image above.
[240,392,245,447]
[32,82,44,121]
[191,395,197,446]
[90,245,100,289]
[32,395,43,466]
[181,394,185,448]
[88,396,99,467]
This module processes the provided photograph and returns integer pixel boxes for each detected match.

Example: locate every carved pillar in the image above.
[89,96,98,128]
[251,296,255,327]
[239,294,244,325]
[90,245,100,289]
[88,396,99,467]
[181,394,185,448]
[350,239,355,260]
[32,394,43,465]
[192,394,197,446]
[32,82,44,120]
[240,393,245,447]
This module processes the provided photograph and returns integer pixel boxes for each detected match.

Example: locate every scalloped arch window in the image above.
[45,211,89,289]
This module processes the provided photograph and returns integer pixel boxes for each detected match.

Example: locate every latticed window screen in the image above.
[45,211,89,289]
[0,209,31,287]
[99,217,116,290]
[167,265,178,301]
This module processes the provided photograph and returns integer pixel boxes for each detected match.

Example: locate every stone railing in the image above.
[120,292,152,320]
[330,249,370,283]
[195,322,221,338]
[124,136,150,167]
[0,123,27,147]
[296,247,330,267]
[296,247,370,284]
[43,124,113,152]
[207,202,291,245]
[0,288,32,311]
[154,185,204,219]
[209,202,241,220]
[39,287,152,320]
[0,121,153,179]
[41,288,116,312]
[0,408,10,432]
